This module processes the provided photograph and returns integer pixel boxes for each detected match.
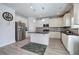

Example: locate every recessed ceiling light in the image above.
[30,6,32,8]
[42,19,45,22]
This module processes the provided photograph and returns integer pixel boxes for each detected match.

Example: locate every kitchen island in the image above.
[29,32,49,45]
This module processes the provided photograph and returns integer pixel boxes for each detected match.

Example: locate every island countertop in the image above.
[28,31,49,34]
[61,31,79,36]
[29,32,49,45]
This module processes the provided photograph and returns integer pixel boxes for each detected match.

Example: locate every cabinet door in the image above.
[49,32,60,39]
[74,4,79,25]
[68,36,79,55]
[62,33,68,49]
[63,13,71,26]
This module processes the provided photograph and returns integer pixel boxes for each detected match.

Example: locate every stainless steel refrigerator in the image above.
[15,21,26,41]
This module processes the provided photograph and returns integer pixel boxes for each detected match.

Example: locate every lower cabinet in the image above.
[62,33,79,55]
[49,32,61,39]
[62,33,68,50]
[68,36,79,55]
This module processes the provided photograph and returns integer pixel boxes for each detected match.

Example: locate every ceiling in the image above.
[3,3,73,18]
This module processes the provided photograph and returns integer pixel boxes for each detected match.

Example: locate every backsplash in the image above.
[36,27,64,32]
[64,28,78,35]
[36,27,78,35]
[67,28,78,34]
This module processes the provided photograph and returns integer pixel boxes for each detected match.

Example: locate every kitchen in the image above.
[0,3,79,55]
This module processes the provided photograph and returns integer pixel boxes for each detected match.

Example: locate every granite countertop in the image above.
[62,31,79,36]
[28,31,49,34]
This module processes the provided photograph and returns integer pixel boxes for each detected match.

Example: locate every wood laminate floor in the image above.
[44,38,69,55]
[0,38,69,55]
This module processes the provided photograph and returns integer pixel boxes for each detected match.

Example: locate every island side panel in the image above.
[29,33,49,45]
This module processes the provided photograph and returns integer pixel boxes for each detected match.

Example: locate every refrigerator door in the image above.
[15,21,26,41]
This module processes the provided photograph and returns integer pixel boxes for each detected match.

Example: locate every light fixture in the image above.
[30,6,33,9]
[42,19,45,22]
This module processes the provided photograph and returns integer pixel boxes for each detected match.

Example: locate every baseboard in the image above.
[0,40,15,47]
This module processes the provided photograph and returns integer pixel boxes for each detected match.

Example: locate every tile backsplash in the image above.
[36,27,78,35]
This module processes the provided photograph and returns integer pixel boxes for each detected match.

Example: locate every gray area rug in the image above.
[21,42,47,55]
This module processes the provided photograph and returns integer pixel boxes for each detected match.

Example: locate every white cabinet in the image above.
[29,33,49,45]
[50,18,63,27]
[74,4,79,25]
[63,13,71,26]
[68,36,79,55]
[71,16,79,28]
[36,18,63,27]
[70,4,79,28]
[62,33,68,49]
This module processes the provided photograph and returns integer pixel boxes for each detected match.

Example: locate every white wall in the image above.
[0,4,29,47]
[36,17,63,27]
[0,4,15,47]
[28,17,36,32]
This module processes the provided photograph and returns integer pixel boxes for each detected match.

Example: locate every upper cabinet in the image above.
[71,4,79,28]
[63,4,79,28]
[49,18,63,27]
[63,13,71,27]
[36,18,63,27]
[74,4,79,25]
